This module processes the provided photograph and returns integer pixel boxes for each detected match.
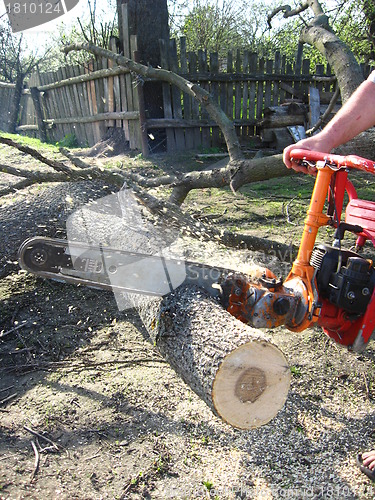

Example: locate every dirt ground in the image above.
[2,141,375,499]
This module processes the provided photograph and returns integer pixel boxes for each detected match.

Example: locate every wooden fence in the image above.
[0,82,16,132]
[1,36,371,153]
[12,36,142,150]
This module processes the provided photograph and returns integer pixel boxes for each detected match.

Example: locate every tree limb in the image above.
[0,163,69,182]
[267,0,364,103]
[0,136,73,175]
[267,3,308,29]
[0,178,33,197]
[300,24,363,102]
[0,134,293,206]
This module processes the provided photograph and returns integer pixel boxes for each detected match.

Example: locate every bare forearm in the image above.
[319,80,375,150]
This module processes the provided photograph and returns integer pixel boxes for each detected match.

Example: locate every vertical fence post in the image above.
[30,87,47,142]
[134,49,150,157]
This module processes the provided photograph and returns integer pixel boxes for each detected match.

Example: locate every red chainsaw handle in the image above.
[290,148,375,175]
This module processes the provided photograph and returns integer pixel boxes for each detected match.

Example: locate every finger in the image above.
[283,151,292,169]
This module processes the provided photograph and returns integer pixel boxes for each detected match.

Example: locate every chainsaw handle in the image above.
[290,148,375,175]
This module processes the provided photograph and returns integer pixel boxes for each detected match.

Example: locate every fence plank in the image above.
[180,37,195,149]
[188,51,201,148]
[199,48,210,148]
[256,58,265,130]
[170,38,186,150]
[210,51,220,146]
[160,38,176,152]
[226,51,234,120]
[39,72,56,142]
[301,58,310,98]
[248,52,257,136]
[66,64,87,145]
[121,2,133,146]
[55,68,70,138]
[109,38,122,129]
[273,52,281,106]
[73,64,94,145]
[234,50,242,138]
[129,35,142,152]
[264,59,273,109]
[30,87,47,142]
[241,50,249,140]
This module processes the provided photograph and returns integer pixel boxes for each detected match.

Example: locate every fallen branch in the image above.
[0,322,29,339]
[0,393,18,405]
[0,136,72,174]
[23,426,61,452]
[30,440,40,481]
[0,178,34,197]
[59,147,92,169]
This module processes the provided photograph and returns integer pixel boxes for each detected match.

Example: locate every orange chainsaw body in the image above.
[225,149,375,353]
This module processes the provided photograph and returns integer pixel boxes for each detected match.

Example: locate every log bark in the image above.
[259,115,305,129]
[134,286,291,429]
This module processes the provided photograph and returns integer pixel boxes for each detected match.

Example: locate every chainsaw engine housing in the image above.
[310,243,375,314]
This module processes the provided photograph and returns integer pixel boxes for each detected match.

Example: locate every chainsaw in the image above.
[18,149,375,353]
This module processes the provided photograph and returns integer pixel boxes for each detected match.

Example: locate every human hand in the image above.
[283,136,332,173]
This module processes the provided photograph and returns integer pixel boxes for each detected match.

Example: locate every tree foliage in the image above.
[169,0,375,73]
[39,0,118,71]
[331,0,375,64]
[169,0,272,58]
[0,20,46,83]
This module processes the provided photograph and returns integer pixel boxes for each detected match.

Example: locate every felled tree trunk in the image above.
[134,285,290,429]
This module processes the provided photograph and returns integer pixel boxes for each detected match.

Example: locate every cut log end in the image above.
[212,341,291,429]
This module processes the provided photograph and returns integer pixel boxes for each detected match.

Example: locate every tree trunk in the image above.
[134,285,291,429]
[116,0,170,152]
[117,0,169,66]
[300,22,364,103]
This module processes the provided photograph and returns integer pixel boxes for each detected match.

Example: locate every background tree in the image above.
[267,0,365,103]
[0,20,49,132]
[41,0,118,71]
[170,0,277,60]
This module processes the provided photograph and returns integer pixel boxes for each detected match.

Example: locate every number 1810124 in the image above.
[5,2,62,14]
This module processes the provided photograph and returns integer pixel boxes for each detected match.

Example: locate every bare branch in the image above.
[267,3,308,29]
[59,147,91,169]
[0,136,73,174]
[0,178,33,196]
[0,163,69,182]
